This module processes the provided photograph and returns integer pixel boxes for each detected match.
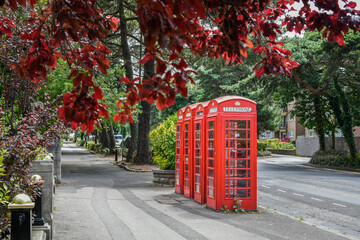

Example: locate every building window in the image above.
[308,129,314,137]
[289,130,294,138]
[261,132,267,139]
[336,129,344,137]
[289,113,294,121]
[268,132,274,139]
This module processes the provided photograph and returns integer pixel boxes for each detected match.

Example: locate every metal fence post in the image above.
[31,174,45,226]
[8,193,35,240]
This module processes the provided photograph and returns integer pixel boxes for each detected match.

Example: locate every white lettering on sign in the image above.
[186,112,191,117]
[209,107,218,113]
[178,116,183,119]
[223,107,252,112]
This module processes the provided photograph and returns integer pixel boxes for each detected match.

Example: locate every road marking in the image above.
[293,193,304,197]
[262,185,270,189]
[333,203,346,208]
[277,189,286,193]
[310,197,323,202]
[308,169,320,172]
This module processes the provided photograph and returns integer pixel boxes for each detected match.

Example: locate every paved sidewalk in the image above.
[53,142,347,240]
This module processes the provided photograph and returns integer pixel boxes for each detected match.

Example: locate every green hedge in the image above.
[260,138,295,150]
[310,150,360,168]
[150,114,177,170]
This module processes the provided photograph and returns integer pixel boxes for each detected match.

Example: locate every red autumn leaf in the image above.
[255,66,264,78]
[345,2,357,8]
[139,51,155,64]
[110,18,120,31]
[93,86,104,100]
[169,52,179,61]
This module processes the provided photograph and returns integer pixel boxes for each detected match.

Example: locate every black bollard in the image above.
[115,148,118,162]
[8,194,35,240]
[31,175,45,226]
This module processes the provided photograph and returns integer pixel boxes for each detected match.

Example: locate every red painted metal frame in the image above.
[193,102,209,204]
[183,105,196,198]
[175,107,185,194]
[205,96,257,211]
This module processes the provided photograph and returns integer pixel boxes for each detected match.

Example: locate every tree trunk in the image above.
[127,122,138,161]
[99,126,110,149]
[331,127,336,150]
[314,96,326,151]
[107,124,116,154]
[119,0,138,161]
[134,57,154,164]
[328,78,357,162]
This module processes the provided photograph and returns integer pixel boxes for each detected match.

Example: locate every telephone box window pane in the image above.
[196,158,200,165]
[176,178,179,184]
[208,169,213,177]
[209,141,214,148]
[185,140,188,147]
[238,131,246,139]
[236,180,247,188]
[229,160,246,168]
[196,132,200,139]
[196,141,200,148]
[177,126,180,132]
[208,188,213,197]
[196,149,200,157]
[248,189,251,197]
[248,170,251,178]
[185,132,188,139]
[176,163,179,169]
[185,124,188,131]
[208,131,214,139]
[185,165,188,171]
[177,133,180,139]
[238,120,247,128]
[248,180,251,188]
[176,171,179,176]
[196,185,200,193]
[176,155,179,161]
[247,140,250,148]
[248,121,250,129]
[247,150,250,158]
[225,150,228,159]
[185,172,188,178]
[208,121,214,129]
[177,148,180,154]
[208,159,214,168]
[236,150,246,158]
[226,140,228,148]
[185,156,188,162]
[230,121,236,129]
[196,167,200,174]
[208,150,214,158]
[195,176,200,183]
[247,160,250,168]
[248,131,250,138]
[238,140,246,148]
[185,148,188,154]
[236,189,246,198]
[208,178,213,187]
[196,123,201,130]
[229,170,246,178]
[177,141,180,147]
[185,180,188,186]
[226,121,228,129]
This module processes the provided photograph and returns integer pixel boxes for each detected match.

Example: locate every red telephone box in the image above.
[205,96,257,211]
[175,107,186,194]
[183,105,197,198]
[193,102,209,204]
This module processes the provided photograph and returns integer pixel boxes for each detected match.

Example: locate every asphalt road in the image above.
[258,155,360,240]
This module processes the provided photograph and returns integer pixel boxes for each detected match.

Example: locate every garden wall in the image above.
[296,136,360,156]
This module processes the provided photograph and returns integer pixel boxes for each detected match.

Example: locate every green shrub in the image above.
[267,138,280,143]
[310,150,360,168]
[257,141,267,151]
[150,114,177,170]
[258,150,271,157]
[86,141,95,150]
[280,142,295,150]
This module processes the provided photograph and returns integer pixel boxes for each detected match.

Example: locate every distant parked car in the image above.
[114,135,123,147]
